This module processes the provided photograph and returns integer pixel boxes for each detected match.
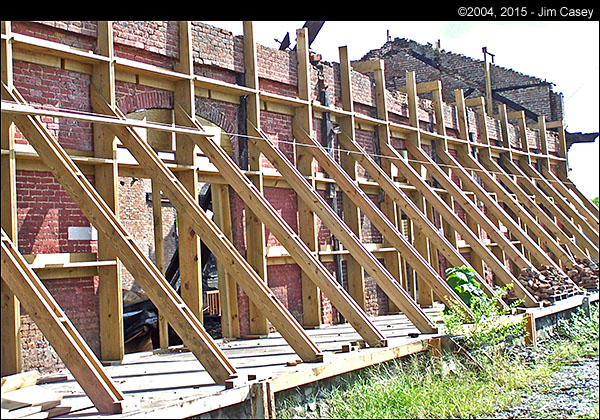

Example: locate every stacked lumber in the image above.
[566,258,599,291]
[516,265,581,304]
[1,371,71,419]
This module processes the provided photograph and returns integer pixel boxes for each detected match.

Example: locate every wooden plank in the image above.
[295,27,322,327]
[174,104,387,348]
[3,83,238,383]
[1,385,61,411]
[338,46,366,309]
[248,122,442,332]
[1,230,124,414]
[88,86,323,363]
[243,22,269,334]
[92,21,124,363]
[212,184,240,339]
[1,400,60,419]
[174,21,203,322]
[368,55,405,312]
[1,371,39,394]
[1,20,22,377]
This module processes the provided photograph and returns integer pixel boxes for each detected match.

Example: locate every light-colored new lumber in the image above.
[436,147,566,274]
[338,46,367,309]
[541,165,599,230]
[89,86,323,363]
[295,27,322,326]
[1,20,22,377]
[1,230,124,414]
[520,158,598,240]
[457,149,576,267]
[174,21,203,322]
[479,154,589,261]
[247,121,448,332]
[379,141,537,306]
[336,132,505,308]
[293,121,479,314]
[1,371,39,394]
[92,20,124,363]
[243,21,270,334]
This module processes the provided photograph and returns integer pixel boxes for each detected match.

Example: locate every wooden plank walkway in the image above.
[32,306,446,419]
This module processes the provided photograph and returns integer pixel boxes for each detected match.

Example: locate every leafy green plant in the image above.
[444,265,486,308]
[442,266,525,350]
[593,196,599,207]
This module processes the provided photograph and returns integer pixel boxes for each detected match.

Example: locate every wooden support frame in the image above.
[2,83,239,384]
[1,229,125,414]
[92,20,124,363]
[502,157,599,259]
[335,129,506,309]
[1,20,22,376]
[174,21,203,322]
[519,158,598,241]
[247,121,444,332]
[292,121,480,315]
[173,103,387,349]
[338,46,367,310]
[295,27,322,327]
[88,87,323,363]
[243,21,270,334]
[377,139,537,306]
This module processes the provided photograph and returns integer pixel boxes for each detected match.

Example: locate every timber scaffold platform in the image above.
[1,20,598,418]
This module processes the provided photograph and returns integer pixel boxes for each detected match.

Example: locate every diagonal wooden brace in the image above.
[2,82,238,384]
[248,120,446,331]
[174,103,387,348]
[89,86,323,362]
[1,229,125,414]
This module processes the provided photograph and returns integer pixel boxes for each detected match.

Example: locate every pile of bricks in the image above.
[517,265,581,304]
[566,258,599,292]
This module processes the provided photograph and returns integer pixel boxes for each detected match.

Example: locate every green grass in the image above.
[277,303,599,419]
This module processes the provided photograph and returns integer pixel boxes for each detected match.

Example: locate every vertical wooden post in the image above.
[213,183,240,338]
[1,20,22,376]
[404,71,433,307]
[92,21,124,362]
[371,59,404,312]
[243,21,269,335]
[295,27,321,327]
[151,181,169,349]
[338,46,366,310]
[174,21,203,322]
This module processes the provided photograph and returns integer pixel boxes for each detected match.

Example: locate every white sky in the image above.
[203,21,599,199]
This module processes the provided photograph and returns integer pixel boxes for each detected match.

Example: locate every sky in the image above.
[202,20,599,199]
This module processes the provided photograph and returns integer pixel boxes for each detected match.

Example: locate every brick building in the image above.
[2,20,595,381]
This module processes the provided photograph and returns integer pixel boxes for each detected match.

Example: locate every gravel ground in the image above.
[490,355,599,419]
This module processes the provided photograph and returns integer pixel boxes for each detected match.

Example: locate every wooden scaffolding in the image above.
[1,20,598,413]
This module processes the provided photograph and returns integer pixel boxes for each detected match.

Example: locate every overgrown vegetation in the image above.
[276,271,599,419]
